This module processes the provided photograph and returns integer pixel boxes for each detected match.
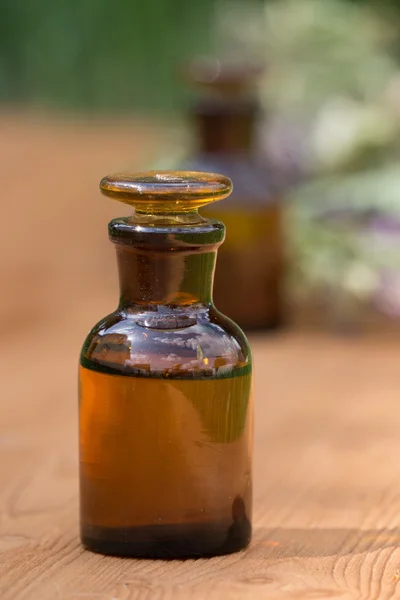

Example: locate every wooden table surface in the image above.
[2,114,400,600]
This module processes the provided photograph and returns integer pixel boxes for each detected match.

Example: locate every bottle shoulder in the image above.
[80,307,251,378]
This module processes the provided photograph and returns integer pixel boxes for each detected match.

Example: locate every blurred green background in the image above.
[0,0,217,112]
[0,0,397,113]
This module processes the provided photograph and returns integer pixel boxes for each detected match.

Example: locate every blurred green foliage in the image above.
[1,0,398,113]
[254,0,400,317]
[0,0,216,112]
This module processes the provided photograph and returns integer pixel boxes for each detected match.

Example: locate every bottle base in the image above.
[81,518,252,559]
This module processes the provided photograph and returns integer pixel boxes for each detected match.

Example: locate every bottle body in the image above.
[202,162,284,330]
[181,156,284,330]
[79,217,253,558]
[79,311,252,558]
[209,205,283,330]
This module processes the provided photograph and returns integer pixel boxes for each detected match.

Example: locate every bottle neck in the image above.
[192,98,258,154]
[115,245,218,308]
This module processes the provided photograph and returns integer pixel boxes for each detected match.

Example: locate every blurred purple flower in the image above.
[368,215,400,235]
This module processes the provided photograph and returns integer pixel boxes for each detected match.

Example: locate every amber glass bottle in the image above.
[79,171,253,558]
[182,60,285,330]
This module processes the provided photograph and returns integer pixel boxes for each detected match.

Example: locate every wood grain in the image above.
[1,114,400,599]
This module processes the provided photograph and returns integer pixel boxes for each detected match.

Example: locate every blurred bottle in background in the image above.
[180,59,285,331]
